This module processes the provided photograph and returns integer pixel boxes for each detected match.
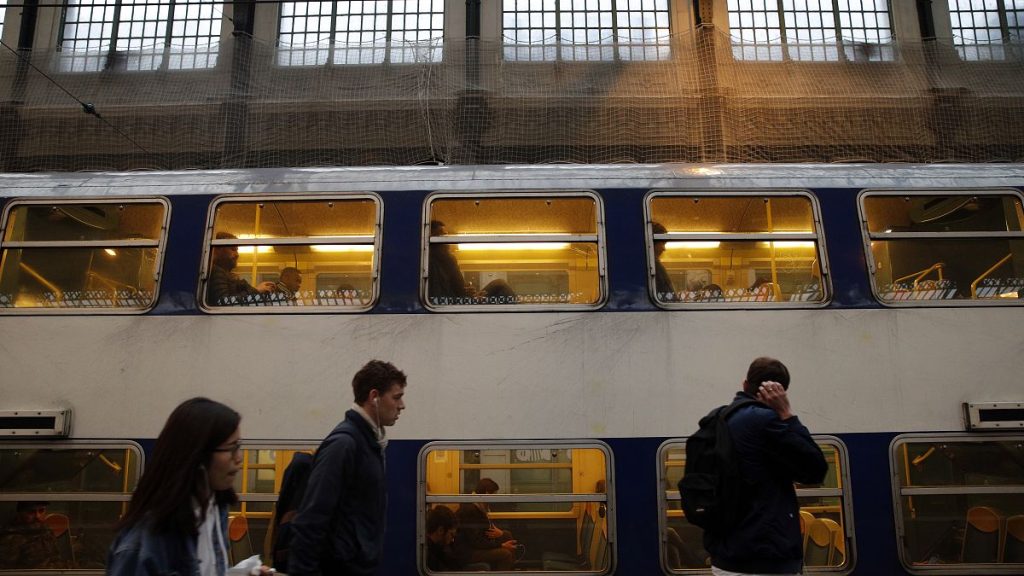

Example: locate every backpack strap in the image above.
[718,397,761,422]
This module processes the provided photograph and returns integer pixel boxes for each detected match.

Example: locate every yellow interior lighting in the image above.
[665,241,721,249]
[311,245,375,252]
[760,241,816,249]
[457,243,570,251]
[237,246,274,254]
[103,249,117,256]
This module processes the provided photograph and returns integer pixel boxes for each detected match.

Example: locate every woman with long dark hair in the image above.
[107,397,268,576]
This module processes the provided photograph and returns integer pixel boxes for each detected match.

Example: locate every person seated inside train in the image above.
[428,220,516,304]
[206,232,276,305]
[651,222,675,299]
[273,267,303,301]
[455,478,518,570]
[698,283,724,302]
[426,506,462,572]
[0,501,67,569]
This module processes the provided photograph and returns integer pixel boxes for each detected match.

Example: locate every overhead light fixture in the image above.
[311,245,374,252]
[457,243,570,251]
[103,249,117,256]
[665,241,720,249]
[237,246,274,254]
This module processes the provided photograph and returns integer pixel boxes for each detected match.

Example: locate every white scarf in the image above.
[194,496,228,576]
[352,403,388,450]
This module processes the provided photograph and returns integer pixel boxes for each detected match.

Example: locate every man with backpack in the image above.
[287,360,408,576]
[681,357,827,576]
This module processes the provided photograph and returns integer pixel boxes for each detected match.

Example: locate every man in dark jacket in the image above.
[288,360,408,576]
[706,357,828,576]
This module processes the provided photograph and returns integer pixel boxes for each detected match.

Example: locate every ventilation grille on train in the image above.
[0,409,72,437]
[963,402,1024,431]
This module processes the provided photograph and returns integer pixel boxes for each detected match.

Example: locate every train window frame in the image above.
[417,439,616,575]
[643,189,832,310]
[889,432,1024,575]
[421,191,608,312]
[657,435,855,575]
[0,439,146,574]
[858,188,1024,307]
[0,197,171,315]
[198,193,383,314]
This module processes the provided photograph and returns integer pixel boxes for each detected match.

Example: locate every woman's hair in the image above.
[119,397,240,535]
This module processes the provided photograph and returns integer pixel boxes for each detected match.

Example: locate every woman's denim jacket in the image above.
[107,503,229,576]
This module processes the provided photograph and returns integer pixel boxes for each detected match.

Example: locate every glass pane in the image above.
[0,447,141,493]
[3,202,166,242]
[653,240,824,304]
[870,238,1024,301]
[894,440,1024,488]
[0,500,127,569]
[213,199,378,239]
[430,197,598,236]
[650,196,816,234]
[204,243,374,307]
[0,248,159,309]
[427,241,600,306]
[863,195,1024,234]
[897,494,1024,567]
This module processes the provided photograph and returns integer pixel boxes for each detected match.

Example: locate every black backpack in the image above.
[270,451,314,572]
[678,398,758,532]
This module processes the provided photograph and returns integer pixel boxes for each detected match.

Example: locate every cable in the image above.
[0,39,153,156]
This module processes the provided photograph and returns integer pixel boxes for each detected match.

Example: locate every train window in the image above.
[891,434,1024,573]
[420,441,613,574]
[860,190,1024,305]
[0,441,143,571]
[658,436,853,574]
[423,193,606,310]
[0,199,169,313]
[645,192,829,308]
[201,195,381,312]
[230,443,316,566]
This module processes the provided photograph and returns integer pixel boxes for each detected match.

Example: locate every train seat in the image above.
[542,503,596,570]
[804,518,835,566]
[1003,515,1024,563]
[960,506,1003,563]
[228,515,254,564]
[44,512,75,566]
[799,510,815,554]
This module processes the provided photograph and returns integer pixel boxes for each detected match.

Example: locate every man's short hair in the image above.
[426,506,456,534]
[281,267,300,278]
[651,221,667,235]
[352,360,407,404]
[745,357,790,394]
[15,501,47,512]
[474,478,500,494]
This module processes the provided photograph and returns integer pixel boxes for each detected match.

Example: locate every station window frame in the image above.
[889,432,1024,575]
[657,435,855,575]
[421,190,608,312]
[198,192,383,314]
[858,188,1024,307]
[0,439,146,574]
[643,189,831,310]
[0,196,171,315]
[418,439,616,575]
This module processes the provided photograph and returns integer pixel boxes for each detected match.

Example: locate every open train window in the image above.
[200,194,381,312]
[230,443,317,566]
[0,440,143,572]
[419,441,614,574]
[860,189,1024,306]
[0,198,169,313]
[645,191,830,308]
[890,434,1024,573]
[423,192,606,310]
[658,436,854,574]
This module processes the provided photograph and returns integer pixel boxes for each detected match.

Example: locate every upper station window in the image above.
[502,0,671,61]
[58,0,221,72]
[659,437,853,573]
[645,191,829,307]
[420,442,613,574]
[860,190,1024,305]
[277,0,444,66]
[201,195,381,311]
[0,198,169,312]
[948,0,1024,61]
[424,192,606,310]
[727,0,894,62]
[0,441,143,571]
[891,434,1024,572]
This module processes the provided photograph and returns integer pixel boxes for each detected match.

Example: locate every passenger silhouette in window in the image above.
[274,267,302,302]
[455,478,518,570]
[428,220,515,304]
[206,232,276,306]
[651,222,675,299]
[0,501,68,569]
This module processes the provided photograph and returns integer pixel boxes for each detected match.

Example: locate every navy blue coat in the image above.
[705,392,828,575]
[288,410,387,576]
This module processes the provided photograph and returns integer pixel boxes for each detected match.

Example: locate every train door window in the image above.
[645,191,830,308]
[891,434,1024,573]
[230,443,317,566]
[419,441,614,574]
[859,189,1024,305]
[658,436,853,574]
[423,192,606,310]
[0,441,143,571]
[200,194,381,312]
[0,198,169,313]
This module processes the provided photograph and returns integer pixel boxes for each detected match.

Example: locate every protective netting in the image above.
[1,25,1023,171]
